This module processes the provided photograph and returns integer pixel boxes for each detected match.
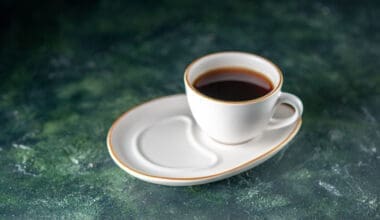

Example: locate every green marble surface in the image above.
[1,0,379,218]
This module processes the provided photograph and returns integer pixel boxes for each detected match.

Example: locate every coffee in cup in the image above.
[193,67,273,102]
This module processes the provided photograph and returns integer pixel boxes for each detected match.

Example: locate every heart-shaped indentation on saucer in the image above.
[134,115,218,170]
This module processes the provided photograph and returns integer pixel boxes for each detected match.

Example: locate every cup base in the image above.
[208,133,263,146]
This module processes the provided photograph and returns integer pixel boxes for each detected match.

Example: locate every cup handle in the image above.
[266,92,303,130]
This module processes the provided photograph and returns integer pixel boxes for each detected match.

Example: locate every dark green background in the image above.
[1,0,379,218]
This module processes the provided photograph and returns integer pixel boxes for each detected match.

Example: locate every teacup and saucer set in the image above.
[107,52,303,186]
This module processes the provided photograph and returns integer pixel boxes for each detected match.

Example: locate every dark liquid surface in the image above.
[194,67,273,101]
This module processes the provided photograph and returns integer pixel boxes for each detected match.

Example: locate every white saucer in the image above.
[107,94,302,186]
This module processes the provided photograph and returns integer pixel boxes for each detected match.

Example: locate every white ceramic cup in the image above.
[184,52,303,144]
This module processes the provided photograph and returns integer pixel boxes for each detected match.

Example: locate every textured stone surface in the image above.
[0,0,379,218]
